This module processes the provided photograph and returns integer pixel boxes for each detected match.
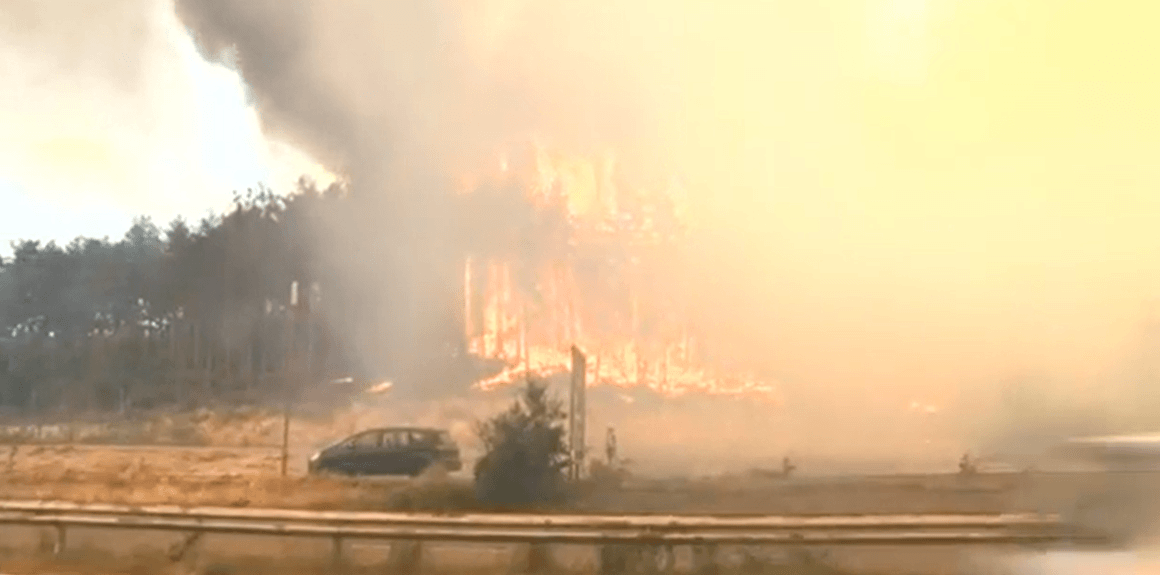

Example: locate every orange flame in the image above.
[463,142,781,403]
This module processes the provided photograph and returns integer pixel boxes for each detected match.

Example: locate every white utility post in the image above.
[568,345,587,480]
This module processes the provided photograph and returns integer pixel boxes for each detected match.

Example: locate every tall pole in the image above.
[280,400,290,477]
[569,345,587,480]
[281,281,298,477]
[522,301,530,379]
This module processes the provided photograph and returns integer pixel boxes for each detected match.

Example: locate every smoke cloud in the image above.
[171,0,699,389]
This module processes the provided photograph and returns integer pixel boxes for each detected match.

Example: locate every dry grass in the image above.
[0,442,1102,515]
[0,442,508,513]
[0,469,435,511]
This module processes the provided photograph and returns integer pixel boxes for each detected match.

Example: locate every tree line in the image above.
[0,166,690,416]
[0,182,348,413]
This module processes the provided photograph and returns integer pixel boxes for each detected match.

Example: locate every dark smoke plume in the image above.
[172,0,682,388]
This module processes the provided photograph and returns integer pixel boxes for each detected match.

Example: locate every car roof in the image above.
[358,426,447,434]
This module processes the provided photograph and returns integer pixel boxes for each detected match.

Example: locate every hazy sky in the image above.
[0,0,329,256]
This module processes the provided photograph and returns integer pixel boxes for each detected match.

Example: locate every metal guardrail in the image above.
[0,500,1110,572]
[0,500,1070,531]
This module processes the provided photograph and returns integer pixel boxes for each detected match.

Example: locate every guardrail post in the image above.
[690,544,718,575]
[53,524,66,556]
[388,540,423,575]
[620,544,674,575]
[651,545,675,574]
[515,543,553,574]
[599,544,630,575]
[331,535,344,573]
[167,532,202,564]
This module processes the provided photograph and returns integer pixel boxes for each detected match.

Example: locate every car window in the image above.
[438,431,454,446]
[397,431,413,447]
[382,430,402,447]
[411,431,435,446]
[350,430,381,449]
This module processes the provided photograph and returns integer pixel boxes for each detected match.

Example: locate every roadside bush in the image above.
[473,378,571,509]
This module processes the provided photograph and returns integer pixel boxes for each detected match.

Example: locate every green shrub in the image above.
[473,378,571,509]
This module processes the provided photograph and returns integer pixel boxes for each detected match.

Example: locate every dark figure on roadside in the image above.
[782,456,796,477]
[606,427,618,466]
[959,452,977,475]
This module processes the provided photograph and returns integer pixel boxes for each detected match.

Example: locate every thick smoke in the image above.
[168,0,1160,464]
[172,1,673,174]
[172,0,690,389]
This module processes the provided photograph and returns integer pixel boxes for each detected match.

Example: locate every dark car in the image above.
[307,427,462,477]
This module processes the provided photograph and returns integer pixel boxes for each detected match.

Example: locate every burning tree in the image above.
[461,142,779,400]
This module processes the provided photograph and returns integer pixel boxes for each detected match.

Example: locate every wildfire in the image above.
[462,141,781,403]
[474,344,781,401]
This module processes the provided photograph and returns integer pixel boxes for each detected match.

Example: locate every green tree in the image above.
[473,378,571,508]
